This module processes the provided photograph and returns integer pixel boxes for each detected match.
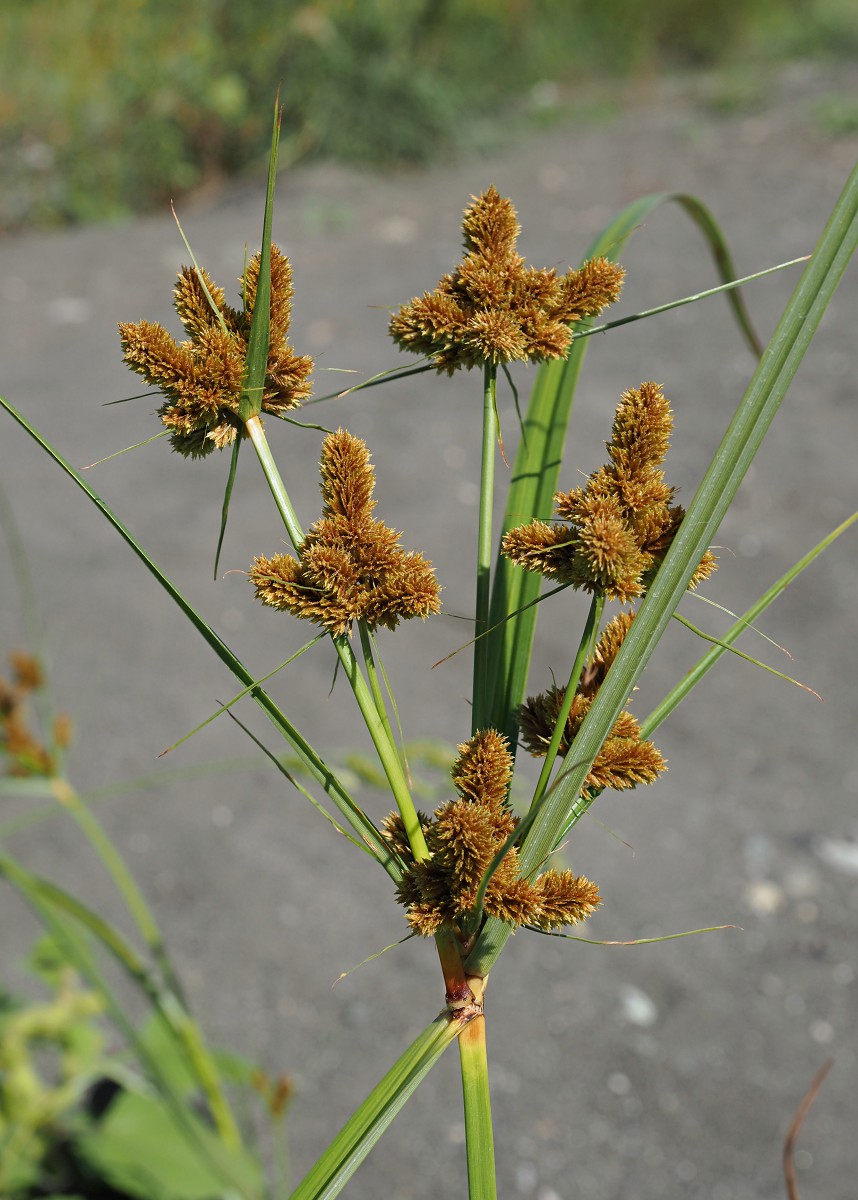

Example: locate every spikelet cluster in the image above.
[519,612,666,792]
[119,247,313,458]
[388,730,601,937]
[389,186,625,373]
[502,382,717,603]
[249,429,441,637]
[0,653,70,778]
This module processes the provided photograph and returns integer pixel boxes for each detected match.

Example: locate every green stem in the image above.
[244,416,429,862]
[50,778,187,1005]
[359,621,396,744]
[472,365,498,733]
[157,992,243,1153]
[332,634,429,861]
[458,1002,496,1200]
[530,594,603,811]
[0,396,398,879]
[245,415,304,550]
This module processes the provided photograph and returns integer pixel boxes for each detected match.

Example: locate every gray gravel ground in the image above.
[2,63,858,1200]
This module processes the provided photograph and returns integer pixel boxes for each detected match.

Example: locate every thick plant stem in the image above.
[530,594,604,811]
[458,981,496,1200]
[472,365,498,734]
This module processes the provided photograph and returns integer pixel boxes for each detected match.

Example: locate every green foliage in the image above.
[811,92,858,136]
[2,0,857,229]
[75,1088,263,1200]
[0,940,268,1200]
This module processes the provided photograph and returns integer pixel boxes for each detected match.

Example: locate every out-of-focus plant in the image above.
[0,653,289,1199]
[3,0,858,229]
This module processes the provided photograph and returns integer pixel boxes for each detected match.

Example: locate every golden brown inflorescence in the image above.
[502,382,717,604]
[249,429,441,637]
[389,185,625,373]
[518,612,666,793]
[387,730,601,937]
[0,652,70,778]
[119,247,313,458]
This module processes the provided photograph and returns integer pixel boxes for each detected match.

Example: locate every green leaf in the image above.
[135,1011,201,1098]
[484,189,764,749]
[468,158,858,980]
[672,612,821,698]
[0,395,401,883]
[214,433,242,580]
[0,854,247,1177]
[290,1013,463,1200]
[74,1089,262,1200]
[162,634,325,756]
[238,96,281,423]
[641,509,858,738]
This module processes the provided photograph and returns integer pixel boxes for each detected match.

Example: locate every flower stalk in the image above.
[244,416,431,863]
[244,414,304,550]
[530,593,604,811]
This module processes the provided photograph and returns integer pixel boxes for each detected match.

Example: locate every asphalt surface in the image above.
[1,64,857,1200]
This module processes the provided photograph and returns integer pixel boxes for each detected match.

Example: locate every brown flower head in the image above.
[249,429,441,636]
[389,186,625,373]
[502,382,717,602]
[518,612,666,794]
[0,652,66,778]
[388,730,601,937]
[119,247,313,458]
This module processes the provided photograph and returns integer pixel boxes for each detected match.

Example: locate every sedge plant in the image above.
[1,98,857,1200]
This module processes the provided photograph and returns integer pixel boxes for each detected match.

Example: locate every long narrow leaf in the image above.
[290,1012,465,1200]
[238,97,280,422]
[484,189,764,747]
[641,510,858,738]
[214,433,242,580]
[161,634,325,756]
[0,396,401,883]
[225,707,380,860]
[468,159,858,978]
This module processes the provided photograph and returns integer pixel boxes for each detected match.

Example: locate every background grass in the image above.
[2,0,857,230]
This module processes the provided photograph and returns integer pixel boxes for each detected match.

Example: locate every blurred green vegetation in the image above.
[1,0,857,229]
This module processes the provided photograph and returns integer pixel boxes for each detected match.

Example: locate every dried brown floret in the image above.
[528,870,602,932]
[518,610,665,793]
[390,186,624,373]
[503,383,716,601]
[518,683,666,795]
[10,652,43,691]
[388,730,600,938]
[0,653,63,778]
[450,727,513,813]
[119,246,313,458]
[250,429,441,637]
[578,611,636,695]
